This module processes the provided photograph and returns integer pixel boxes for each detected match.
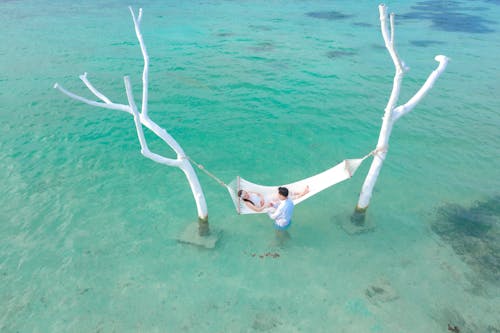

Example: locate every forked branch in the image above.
[54,7,208,223]
[354,4,449,216]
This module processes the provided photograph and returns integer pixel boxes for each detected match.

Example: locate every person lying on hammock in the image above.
[238,185,309,213]
[237,190,266,212]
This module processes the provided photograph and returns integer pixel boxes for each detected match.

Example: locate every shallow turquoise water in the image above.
[1,1,499,332]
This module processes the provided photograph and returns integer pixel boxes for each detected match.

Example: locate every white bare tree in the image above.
[353,4,449,223]
[54,7,210,235]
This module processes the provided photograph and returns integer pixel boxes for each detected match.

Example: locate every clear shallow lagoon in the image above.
[1,1,499,332]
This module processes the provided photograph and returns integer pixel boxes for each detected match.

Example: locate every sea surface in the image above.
[1,0,499,332]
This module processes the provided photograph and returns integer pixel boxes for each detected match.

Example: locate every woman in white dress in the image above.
[237,190,267,212]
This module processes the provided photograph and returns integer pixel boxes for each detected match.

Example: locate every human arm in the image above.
[249,191,265,207]
[291,185,309,199]
[268,201,284,220]
[244,200,266,212]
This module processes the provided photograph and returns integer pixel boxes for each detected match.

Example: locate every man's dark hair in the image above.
[278,187,289,197]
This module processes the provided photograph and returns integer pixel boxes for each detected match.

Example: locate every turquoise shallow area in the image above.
[1,1,499,332]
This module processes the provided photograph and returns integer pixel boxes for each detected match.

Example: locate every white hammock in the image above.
[226,157,367,215]
[188,149,380,215]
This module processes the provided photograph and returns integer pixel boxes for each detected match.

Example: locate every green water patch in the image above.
[431,196,500,283]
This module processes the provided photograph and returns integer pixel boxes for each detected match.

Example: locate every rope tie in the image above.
[363,145,389,160]
[375,145,389,155]
[184,156,228,188]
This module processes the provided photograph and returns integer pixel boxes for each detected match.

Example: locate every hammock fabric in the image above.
[227,158,365,214]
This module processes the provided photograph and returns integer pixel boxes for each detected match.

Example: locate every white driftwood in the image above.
[54,7,208,223]
[355,4,449,212]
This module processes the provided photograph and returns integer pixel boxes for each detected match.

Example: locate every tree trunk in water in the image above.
[353,5,449,224]
[54,7,209,234]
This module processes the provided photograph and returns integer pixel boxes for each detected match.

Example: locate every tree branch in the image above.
[129,6,149,118]
[123,76,181,167]
[53,83,131,114]
[393,55,449,121]
[389,13,395,45]
[379,4,407,124]
[380,5,404,74]
[354,5,448,214]
[79,72,112,104]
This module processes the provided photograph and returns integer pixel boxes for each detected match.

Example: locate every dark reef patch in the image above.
[249,24,273,31]
[431,196,500,283]
[399,0,497,33]
[305,11,353,20]
[430,12,495,33]
[370,43,386,51]
[410,40,446,47]
[248,42,274,52]
[326,49,356,58]
[352,22,373,28]
[216,32,234,37]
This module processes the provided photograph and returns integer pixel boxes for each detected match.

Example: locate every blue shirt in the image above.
[268,197,294,228]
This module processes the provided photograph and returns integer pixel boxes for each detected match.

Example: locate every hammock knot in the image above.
[370,146,389,160]
[373,145,388,156]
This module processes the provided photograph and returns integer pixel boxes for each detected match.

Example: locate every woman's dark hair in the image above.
[238,190,254,204]
[278,187,289,197]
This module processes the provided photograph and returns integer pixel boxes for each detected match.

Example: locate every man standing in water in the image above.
[268,187,294,233]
